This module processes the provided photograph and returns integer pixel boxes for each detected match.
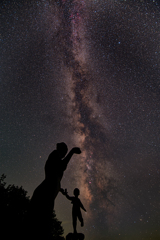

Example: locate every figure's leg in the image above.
[72,213,77,234]
[78,211,84,227]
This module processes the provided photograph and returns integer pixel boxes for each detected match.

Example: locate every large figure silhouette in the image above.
[28,142,81,239]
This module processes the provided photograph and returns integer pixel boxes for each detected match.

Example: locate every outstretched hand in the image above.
[60,188,65,195]
[60,188,68,196]
[64,188,68,195]
[72,147,81,154]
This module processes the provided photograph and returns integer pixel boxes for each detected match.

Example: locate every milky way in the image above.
[56,0,118,224]
[1,0,160,239]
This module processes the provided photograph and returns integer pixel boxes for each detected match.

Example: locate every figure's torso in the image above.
[72,197,81,212]
[45,150,64,182]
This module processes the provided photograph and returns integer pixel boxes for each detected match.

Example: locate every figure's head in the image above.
[56,142,68,158]
[73,188,80,197]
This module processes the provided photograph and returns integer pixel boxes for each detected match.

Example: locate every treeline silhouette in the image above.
[0,174,65,240]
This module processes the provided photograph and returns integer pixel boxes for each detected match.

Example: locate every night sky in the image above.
[1,0,160,239]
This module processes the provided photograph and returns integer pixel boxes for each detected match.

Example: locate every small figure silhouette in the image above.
[28,143,81,239]
[62,188,86,234]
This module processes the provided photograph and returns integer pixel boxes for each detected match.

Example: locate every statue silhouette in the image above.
[61,188,86,234]
[28,142,81,239]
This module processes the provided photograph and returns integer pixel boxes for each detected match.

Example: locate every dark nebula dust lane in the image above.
[1,0,160,239]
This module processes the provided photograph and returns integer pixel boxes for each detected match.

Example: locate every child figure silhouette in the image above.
[62,188,86,234]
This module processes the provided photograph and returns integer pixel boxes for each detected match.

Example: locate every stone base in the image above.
[66,232,85,240]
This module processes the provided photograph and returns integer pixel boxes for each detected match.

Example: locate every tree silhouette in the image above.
[0,174,29,239]
[51,211,65,240]
[0,174,65,240]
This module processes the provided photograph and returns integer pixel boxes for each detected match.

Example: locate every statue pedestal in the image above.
[66,232,85,240]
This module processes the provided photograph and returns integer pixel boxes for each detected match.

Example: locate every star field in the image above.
[1,1,160,239]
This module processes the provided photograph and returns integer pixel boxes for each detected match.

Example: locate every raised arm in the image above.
[65,193,73,201]
[62,147,81,169]
[61,188,73,201]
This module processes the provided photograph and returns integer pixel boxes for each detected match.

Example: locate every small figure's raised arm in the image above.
[64,189,73,201]
[64,188,68,195]
[60,188,65,195]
